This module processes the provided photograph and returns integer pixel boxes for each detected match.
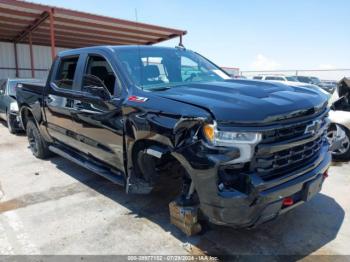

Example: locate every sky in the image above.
[28,0,349,71]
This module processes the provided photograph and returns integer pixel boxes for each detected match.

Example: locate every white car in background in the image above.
[253,75,313,86]
[328,77,350,161]
[252,75,331,96]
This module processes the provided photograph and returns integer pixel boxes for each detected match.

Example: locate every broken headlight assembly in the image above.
[9,101,19,112]
[203,122,262,164]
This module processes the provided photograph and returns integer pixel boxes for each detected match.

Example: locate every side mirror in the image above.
[82,74,110,100]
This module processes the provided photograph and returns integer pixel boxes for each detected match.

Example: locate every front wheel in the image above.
[26,120,52,159]
[327,124,350,161]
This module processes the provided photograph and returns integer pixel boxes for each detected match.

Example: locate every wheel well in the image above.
[132,139,188,183]
[20,107,34,129]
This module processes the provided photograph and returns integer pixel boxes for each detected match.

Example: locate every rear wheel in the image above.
[328,124,350,161]
[6,111,16,134]
[26,120,52,159]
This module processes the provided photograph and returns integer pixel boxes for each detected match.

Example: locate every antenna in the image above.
[134,8,143,90]
[134,8,138,22]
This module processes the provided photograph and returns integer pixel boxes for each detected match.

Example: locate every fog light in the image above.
[283,197,294,206]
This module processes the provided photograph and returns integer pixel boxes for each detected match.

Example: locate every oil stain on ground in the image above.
[0,177,102,214]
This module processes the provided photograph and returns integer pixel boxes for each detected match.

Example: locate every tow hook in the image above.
[282,197,294,207]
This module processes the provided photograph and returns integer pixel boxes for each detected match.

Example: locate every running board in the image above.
[49,145,125,186]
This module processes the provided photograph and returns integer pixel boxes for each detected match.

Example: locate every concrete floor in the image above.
[0,122,349,259]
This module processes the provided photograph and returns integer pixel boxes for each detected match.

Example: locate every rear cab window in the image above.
[54,56,79,90]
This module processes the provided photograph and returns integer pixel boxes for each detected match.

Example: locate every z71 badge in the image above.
[127,96,148,102]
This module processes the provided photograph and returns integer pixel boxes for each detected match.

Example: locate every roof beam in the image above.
[30,35,136,46]
[0,0,49,12]
[0,7,39,18]
[13,11,50,43]
[31,29,148,44]
[53,17,176,38]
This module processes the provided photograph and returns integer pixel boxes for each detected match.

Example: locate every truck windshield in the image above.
[115,48,230,90]
[8,81,19,96]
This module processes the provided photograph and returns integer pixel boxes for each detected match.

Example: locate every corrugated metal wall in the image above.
[0,41,67,80]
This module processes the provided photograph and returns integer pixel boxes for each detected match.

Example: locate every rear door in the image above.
[70,52,125,171]
[44,55,85,149]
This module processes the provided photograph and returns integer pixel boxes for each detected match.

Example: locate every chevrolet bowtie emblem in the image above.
[304,120,322,135]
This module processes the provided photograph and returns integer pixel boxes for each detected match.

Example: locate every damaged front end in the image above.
[124,97,331,230]
[171,110,331,227]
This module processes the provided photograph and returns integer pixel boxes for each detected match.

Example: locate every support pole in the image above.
[13,43,19,77]
[179,35,184,47]
[49,8,56,61]
[29,33,35,78]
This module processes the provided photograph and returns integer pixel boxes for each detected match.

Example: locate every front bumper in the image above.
[173,142,331,228]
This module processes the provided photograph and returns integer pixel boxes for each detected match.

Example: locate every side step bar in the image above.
[49,145,125,186]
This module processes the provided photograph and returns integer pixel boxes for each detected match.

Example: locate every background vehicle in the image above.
[252,74,330,95]
[328,77,350,161]
[253,75,303,86]
[319,80,337,94]
[295,76,320,85]
[0,78,43,133]
[16,46,330,231]
[253,75,288,81]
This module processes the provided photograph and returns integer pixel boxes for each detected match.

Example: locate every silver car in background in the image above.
[328,77,350,161]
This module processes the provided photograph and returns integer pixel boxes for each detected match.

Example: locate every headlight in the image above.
[203,123,262,164]
[9,102,19,112]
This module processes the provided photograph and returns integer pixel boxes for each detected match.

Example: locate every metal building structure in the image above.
[0,0,186,79]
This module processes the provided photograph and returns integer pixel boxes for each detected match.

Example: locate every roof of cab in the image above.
[57,45,185,57]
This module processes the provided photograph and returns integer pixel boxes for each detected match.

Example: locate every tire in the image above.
[136,149,159,184]
[26,120,52,159]
[328,124,350,161]
[6,111,16,134]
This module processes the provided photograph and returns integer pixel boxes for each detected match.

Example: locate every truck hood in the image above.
[156,80,328,124]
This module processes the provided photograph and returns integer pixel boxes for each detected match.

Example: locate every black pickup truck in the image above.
[16,46,331,228]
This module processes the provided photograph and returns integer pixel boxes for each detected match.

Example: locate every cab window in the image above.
[54,56,79,90]
[83,55,118,96]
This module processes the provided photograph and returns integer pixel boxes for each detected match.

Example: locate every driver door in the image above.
[71,53,125,171]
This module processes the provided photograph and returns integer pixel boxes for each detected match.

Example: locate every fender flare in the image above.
[19,105,38,128]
